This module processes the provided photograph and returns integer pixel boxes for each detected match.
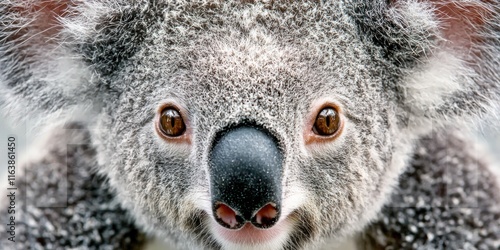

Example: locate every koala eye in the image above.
[313,107,341,136]
[158,108,186,137]
[304,101,344,145]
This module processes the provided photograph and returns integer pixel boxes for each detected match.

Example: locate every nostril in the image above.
[251,203,279,229]
[215,203,244,229]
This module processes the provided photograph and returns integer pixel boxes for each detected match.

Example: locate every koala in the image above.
[0,0,499,249]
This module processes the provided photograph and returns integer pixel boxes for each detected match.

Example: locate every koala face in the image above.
[97,15,399,248]
[1,0,497,249]
[88,4,406,249]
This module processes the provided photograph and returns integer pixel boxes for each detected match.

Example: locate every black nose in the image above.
[209,126,283,230]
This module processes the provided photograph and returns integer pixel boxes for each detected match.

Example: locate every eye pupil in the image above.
[313,107,340,136]
[170,112,176,128]
[159,108,186,137]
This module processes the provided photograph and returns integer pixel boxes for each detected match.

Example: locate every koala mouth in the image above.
[211,217,292,245]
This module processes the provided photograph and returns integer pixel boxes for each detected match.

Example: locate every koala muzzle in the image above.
[209,126,283,230]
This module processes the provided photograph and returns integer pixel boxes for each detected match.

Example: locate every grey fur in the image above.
[0,0,498,249]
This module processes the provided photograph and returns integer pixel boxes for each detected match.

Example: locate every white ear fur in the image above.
[394,0,498,130]
[0,0,96,126]
[402,51,467,114]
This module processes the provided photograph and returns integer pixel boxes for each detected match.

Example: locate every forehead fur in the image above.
[78,0,434,85]
[79,1,410,106]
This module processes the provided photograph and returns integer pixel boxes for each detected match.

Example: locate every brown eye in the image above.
[159,108,186,137]
[313,107,341,136]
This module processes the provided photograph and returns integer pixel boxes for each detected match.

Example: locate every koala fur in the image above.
[0,0,499,249]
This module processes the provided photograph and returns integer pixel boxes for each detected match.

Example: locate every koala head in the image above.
[1,0,498,249]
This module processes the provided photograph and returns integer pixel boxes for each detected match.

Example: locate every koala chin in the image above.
[0,0,499,249]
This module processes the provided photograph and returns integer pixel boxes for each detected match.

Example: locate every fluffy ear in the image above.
[403,0,499,120]
[0,0,89,122]
[1,0,76,52]
[430,1,494,51]
[0,0,165,123]
[351,0,499,129]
